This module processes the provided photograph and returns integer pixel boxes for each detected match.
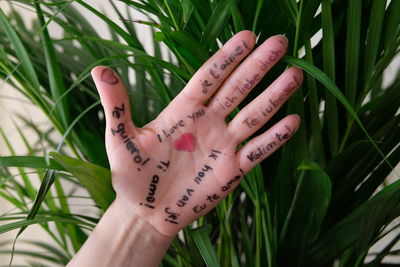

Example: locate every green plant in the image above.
[0,0,399,266]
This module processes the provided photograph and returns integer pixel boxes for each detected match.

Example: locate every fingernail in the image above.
[292,114,301,131]
[276,34,288,46]
[250,31,257,43]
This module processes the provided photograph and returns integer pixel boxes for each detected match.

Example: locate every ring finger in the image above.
[227,67,303,144]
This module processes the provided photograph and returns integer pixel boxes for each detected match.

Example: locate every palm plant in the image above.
[0,0,399,266]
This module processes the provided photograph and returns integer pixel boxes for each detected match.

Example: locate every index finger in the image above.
[173,30,257,104]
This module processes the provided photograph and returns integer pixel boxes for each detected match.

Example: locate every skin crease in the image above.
[67,30,303,267]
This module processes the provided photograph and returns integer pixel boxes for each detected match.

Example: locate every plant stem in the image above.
[164,0,179,30]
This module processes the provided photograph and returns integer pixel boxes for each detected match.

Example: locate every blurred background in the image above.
[0,1,156,265]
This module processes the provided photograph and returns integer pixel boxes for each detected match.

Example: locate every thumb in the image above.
[91,66,138,149]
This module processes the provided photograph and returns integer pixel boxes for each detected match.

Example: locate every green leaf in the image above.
[284,56,393,170]
[279,160,331,265]
[362,0,386,86]
[321,0,338,156]
[200,0,235,49]
[183,228,204,267]
[231,4,245,32]
[13,168,58,250]
[0,215,94,235]
[0,239,70,264]
[0,127,37,200]
[34,2,70,128]
[181,0,194,28]
[191,227,220,267]
[344,0,361,106]
[0,8,39,89]
[251,0,263,32]
[0,156,65,171]
[383,0,400,50]
[303,38,325,164]
[55,100,101,152]
[167,30,208,67]
[50,152,115,210]
[154,31,166,42]
[276,0,298,25]
[75,0,140,48]
[25,240,70,264]
[308,179,400,264]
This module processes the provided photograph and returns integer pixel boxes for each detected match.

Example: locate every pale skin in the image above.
[67,31,303,267]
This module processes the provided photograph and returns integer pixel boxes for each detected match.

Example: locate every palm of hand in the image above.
[107,97,241,235]
[92,31,302,236]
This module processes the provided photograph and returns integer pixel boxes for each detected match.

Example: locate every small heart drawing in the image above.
[173,133,196,152]
[100,69,119,85]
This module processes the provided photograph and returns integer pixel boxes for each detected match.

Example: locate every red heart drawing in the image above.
[100,69,119,85]
[173,133,196,152]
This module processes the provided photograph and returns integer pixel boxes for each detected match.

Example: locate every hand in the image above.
[91,30,302,237]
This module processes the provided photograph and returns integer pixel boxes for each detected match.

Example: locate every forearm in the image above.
[67,197,173,267]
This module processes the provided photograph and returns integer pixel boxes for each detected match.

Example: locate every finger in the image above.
[91,66,137,147]
[237,114,301,174]
[207,35,288,116]
[227,67,303,143]
[174,30,256,104]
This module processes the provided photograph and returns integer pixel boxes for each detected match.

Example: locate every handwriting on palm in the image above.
[92,31,302,237]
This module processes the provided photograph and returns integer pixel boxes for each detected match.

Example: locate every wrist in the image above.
[112,195,174,248]
[68,196,173,267]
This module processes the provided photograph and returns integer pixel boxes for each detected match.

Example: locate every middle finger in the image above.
[207,35,288,117]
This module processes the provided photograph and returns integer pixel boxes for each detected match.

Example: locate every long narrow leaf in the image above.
[200,0,235,48]
[0,156,64,171]
[283,56,395,171]
[0,8,39,89]
[321,0,338,156]
[34,2,70,128]
[191,227,221,267]
[344,0,361,106]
